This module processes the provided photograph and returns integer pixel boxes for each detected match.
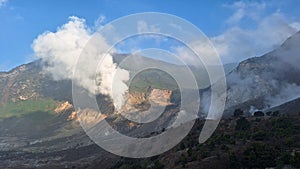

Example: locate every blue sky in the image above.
[0,0,300,70]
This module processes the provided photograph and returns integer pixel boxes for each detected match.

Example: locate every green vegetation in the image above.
[0,98,58,120]
[114,158,164,169]
[254,111,265,116]
[243,143,280,168]
[129,69,179,92]
[111,112,300,169]
[233,108,244,117]
[235,117,251,131]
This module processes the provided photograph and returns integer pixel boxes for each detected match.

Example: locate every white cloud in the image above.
[172,40,219,66]
[137,20,160,33]
[32,16,92,81]
[32,16,130,110]
[115,20,168,53]
[214,12,299,63]
[175,1,300,64]
[227,8,245,24]
[224,1,266,24]
[0,0,8,8]
[290,22,300,31]
[94,15,106,29]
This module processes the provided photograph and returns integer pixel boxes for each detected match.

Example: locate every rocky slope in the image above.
[0,32,299,168]
[0,60,72,104]
[223,31,300,115]
[0,57,182,168]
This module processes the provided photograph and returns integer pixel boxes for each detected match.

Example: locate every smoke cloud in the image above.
[32,16,129,110]
[198,2,300,115]
[223,31,300,112]
[265,83,300,108]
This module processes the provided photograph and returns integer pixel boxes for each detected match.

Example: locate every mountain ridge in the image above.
[0,32,299,169]
[223,31,300,115]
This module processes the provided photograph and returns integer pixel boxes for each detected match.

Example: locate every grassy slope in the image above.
[129,69,179,92]
[0,98,58,120]
[115,54,237,92]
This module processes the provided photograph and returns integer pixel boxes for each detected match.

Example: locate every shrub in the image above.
[233,109,244,117]
[252,131,269,141]
[254,111,264,117]
[243,143,279,168]
[235,117,251,131]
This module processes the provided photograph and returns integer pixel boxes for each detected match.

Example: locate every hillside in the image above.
[222,31,300,115]
[0,33,299,168]
[110,114,300,169]
[0,60,72,104]
[113,54,236,91]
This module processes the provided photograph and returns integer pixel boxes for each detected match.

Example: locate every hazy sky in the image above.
[0,0,299,70]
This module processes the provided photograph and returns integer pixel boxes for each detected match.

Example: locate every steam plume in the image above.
[32,16,129,110]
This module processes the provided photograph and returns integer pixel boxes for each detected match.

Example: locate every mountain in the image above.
[0,60,72,105]
[0,33,299,168]
[223,31,300,116]
[0,53,235,168]
[0,54,236,105]
[113,54,236,91]
[126,32,300,169]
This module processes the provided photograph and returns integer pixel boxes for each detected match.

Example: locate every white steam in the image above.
[222,32,300,112]
[266,83,300,108]
[32,16,129,110]
[96,54,130,110]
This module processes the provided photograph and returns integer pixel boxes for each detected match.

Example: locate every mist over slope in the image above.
[222,31,300,115]
[0,33,299,169]
[1,31,300,121]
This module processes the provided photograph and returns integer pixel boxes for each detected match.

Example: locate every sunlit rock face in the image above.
[149,89,173,106]
[76,108,107,129]
[54,101,78,121]
[50,88,174,129]
[127,91,147,106]
[117,88,173,113]
[54,101,107,126]
[108,88,174,124]
[67,111,77,121]
[55,101,73,113]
